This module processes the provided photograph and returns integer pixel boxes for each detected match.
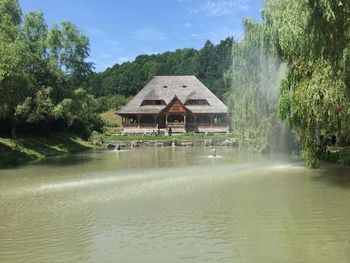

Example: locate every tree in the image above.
[263,0,350,167]
[17,87,56,132]
[22,11,49,88]
[0,0,30,139]
[0,1,99,139]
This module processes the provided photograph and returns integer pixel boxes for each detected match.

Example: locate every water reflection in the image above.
[1,148,350,262]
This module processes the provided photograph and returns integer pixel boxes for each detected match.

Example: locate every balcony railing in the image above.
[123,123,157,128]
[167,123,185,129]
[124,122,228,129]
[187,122,229,128]
[140,124,157,128]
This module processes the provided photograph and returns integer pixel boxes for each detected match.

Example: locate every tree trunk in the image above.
[47,120,52,134]
[315,125,321,146]
[10,114,16,139]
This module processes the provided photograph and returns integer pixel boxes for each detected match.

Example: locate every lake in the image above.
[1,147,350,262]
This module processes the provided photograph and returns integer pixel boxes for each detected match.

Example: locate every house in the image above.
[118,75,229,134]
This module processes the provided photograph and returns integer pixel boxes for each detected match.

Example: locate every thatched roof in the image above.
[118,76,228,114]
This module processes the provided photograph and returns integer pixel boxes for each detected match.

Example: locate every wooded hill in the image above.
[88,37,234,100]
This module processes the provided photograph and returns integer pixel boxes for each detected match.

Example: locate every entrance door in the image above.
[157,115,166,128]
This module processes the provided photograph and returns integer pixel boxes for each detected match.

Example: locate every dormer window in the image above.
[182,85,187,88]
[141,100,166,106]
[185,99,210,106]
[163,85,168,88]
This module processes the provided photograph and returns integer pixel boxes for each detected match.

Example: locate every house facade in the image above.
[118,76,229,134]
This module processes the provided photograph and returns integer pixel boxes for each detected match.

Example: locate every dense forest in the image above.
[89,38,233,100]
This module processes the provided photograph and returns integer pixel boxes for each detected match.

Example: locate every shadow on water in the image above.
[34,151,99,167]
[311,164,350,188]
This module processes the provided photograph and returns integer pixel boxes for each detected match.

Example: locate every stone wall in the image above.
[105,138,238,149]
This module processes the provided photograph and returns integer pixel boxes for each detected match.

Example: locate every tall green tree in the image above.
[22,11,49,88]
[0,1,98,139]
[0,0,30,139]
[45,21,93,104]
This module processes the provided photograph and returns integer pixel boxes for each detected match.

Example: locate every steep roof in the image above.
[118,75,228,114]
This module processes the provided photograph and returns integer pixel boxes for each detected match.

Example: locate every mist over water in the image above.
[256,55,291,151]
[1,148,350,263]
[227,39,294,153]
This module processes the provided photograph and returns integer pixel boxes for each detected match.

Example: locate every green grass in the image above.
[0,133,92,168]
[99,109,122,127]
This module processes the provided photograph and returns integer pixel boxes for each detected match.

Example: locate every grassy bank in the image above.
[0,133,92,168]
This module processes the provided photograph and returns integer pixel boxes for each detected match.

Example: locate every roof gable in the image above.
[161,96,189,114]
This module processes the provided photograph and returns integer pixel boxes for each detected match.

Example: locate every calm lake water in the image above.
[1,147,350,263]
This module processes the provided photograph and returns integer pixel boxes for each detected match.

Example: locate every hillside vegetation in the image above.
[88,38,234,100]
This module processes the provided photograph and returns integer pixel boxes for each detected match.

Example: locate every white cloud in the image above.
[180,0,253,16]
[190,33,200,38]
[184,22,192,27]
[131,27,167,41]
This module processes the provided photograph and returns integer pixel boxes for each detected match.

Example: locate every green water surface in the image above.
[1,147,350,262]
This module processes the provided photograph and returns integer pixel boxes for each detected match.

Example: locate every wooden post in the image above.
[137,115,141,128]
[183,114,186,132]
[165,114,168,128]
[210,115,213,128]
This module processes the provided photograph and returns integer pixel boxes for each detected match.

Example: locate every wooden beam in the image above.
[137,115,141,128]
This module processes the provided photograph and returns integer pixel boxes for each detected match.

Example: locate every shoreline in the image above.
[0,133,92,168]
[103,138,238,149]
[89,133,239,148]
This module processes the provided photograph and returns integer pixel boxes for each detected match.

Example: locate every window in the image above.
[140,115,155,124]
[213,116,228,123]
[185,99,210,106]
[196,115,211,123]
[141,100,166,106]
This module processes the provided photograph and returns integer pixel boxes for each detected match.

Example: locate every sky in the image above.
[20,0,261,72]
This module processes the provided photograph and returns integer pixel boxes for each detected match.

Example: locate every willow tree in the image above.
[262,0,350,167]
[226,19,287,153]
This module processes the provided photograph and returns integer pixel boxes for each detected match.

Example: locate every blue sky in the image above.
[20,0,261,72]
